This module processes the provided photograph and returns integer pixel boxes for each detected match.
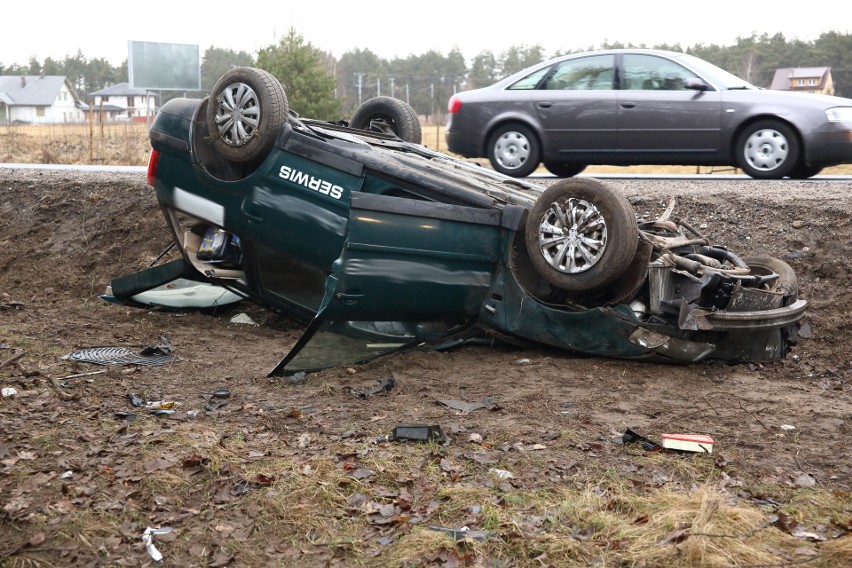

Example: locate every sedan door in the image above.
[531,54,618,156]
[616,54,723,161]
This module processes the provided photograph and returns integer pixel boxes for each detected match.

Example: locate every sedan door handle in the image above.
[620,101,637,108]
[537,102,553,109]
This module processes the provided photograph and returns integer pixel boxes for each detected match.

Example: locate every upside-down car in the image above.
[104,67,807,375]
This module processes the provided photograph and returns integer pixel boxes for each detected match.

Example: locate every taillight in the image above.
[447,95,462,114]
[147,149,160,187]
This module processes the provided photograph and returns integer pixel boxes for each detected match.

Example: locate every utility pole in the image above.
[389,77,395,98]
[354,72,365,107]
[377,77,381,97]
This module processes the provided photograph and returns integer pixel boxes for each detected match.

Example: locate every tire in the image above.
[487,123,540,178]
[206,67,288,164]
[524,178,638,292]
[544,161,587,178]
[735,120,799,179]
[788,164,823,179]
[350,96,422,144]
[741,256,798,304]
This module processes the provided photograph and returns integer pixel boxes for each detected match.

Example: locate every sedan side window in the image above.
[541,55,615,91]
[622,54,698,91]
[507,67,552,90]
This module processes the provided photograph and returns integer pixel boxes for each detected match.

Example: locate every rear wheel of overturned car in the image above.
[206,67,289,164]
[741,255,798,304]
[349,96,422,144]
[543,161,587,178]
[487,123,541,178]
[735,120,799,179]
[525,178,639,292]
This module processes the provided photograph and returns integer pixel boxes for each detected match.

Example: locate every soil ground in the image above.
[0,166,850,567]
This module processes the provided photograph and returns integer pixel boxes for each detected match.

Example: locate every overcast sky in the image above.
[3,1,848,67]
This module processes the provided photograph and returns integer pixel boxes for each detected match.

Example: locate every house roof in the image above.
[0,75,71,105]
[770,67,831,90]
[91,82,158,97]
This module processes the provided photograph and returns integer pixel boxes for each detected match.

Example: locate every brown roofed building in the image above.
[770,67,834,95]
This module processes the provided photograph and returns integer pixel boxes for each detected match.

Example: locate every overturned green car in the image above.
[105,67,807,375]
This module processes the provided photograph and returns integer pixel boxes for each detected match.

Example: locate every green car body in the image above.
[111,68,806,375]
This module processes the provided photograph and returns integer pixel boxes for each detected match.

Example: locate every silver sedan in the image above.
[446,49,852,179]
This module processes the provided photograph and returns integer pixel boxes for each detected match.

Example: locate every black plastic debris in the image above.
[392,424,446,444]
[622,428,662,450]
[344,377,396,399]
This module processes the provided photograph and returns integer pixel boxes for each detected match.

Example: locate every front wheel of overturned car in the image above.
[735,120,799,179]
[349,96,422,144]
[487,123,541,178]
[525,178,638,292]
[206,67,289,164]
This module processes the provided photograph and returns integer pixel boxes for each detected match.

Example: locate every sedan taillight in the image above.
[146,149,160,187]
[447,95,462,114]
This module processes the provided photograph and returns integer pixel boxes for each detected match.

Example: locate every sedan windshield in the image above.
[676,53,755,89]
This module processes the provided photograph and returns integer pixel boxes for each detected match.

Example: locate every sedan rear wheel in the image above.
[736,120,799,179]
[524,178,638,292]
[487,124,541,178]
[206,67,289,165]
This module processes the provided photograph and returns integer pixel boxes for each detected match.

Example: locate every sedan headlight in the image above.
[825,107,852,122]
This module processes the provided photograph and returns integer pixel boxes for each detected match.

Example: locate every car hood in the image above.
[721,88,852,109]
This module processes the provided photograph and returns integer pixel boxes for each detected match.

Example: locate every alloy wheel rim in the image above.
[214,81,260,147]
[537,198,607,274]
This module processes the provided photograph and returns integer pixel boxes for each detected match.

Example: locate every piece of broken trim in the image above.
[130,278,244,309]
[661,433,715,454]
[63,346,176,366]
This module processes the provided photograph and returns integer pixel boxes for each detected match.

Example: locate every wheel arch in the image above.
[480,115,545,158]
[729,114,805,163]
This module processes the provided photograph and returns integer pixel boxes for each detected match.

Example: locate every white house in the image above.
[0,75,84,124]
[89,83,159,121]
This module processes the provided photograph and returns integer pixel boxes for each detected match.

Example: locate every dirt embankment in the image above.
[1,168,849,566]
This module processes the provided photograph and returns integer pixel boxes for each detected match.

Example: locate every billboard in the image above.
[128,40,201,91]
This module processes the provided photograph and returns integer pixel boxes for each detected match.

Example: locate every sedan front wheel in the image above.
[736,120,799,179]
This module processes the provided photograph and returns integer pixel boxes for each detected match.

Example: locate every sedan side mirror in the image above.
[685,77,710,91]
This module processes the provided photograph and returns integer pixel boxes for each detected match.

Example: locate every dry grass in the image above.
[5,122,851,176]
[53,420,843,567]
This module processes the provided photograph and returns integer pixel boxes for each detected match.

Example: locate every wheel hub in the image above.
[495,132,530,170]
[537,198,607,274]
[214,81,260,147]
[745,129,788,171]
